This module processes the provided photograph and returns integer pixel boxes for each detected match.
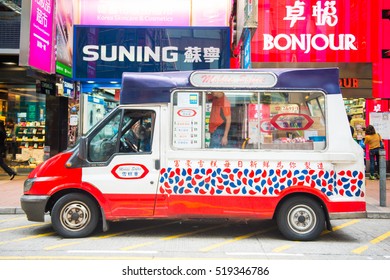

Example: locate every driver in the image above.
[122,122,151,152]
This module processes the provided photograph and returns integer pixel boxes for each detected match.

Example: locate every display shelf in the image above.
[6,125,46,161]
[344,99,365,116]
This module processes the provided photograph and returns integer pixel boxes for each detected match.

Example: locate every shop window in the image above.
[206,91,254,149]
[344,98,366,140]
[5,90,46,165]
[171,90,326,151]
[258,91,326,150]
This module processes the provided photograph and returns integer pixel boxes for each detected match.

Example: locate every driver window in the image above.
[88,109,155,162]
[119,110,154,153]
[89,112,121,162]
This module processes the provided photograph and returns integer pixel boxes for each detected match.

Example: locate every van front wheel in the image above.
[51,193,99,238]
[276,196,325,241]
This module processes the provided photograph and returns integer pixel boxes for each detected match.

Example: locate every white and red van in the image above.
[21,68,366,240]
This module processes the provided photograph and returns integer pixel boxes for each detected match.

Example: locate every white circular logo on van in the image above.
[111,164,149,179]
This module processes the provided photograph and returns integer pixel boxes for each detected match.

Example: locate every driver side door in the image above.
[83,107,161,217]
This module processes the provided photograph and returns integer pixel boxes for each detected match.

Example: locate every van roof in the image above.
[120,68,340,104]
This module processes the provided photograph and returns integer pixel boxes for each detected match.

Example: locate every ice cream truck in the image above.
[21,68,366,241]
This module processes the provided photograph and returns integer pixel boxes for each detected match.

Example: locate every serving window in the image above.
[171,90,326,150]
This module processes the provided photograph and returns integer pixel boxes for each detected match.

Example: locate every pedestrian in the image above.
[0,120,17,180]
[5,118,17,160]
[364,124,382,180]
[348,115,354,137]
[208,91,231,148]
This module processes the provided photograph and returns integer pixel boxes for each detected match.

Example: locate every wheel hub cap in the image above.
[60,202,91,231]
[288,205,316,234]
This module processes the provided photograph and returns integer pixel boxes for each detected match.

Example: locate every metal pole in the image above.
[379,149,387,207]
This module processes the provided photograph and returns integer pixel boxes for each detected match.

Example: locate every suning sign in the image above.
[252,0,376,62]
[74,26,230,80]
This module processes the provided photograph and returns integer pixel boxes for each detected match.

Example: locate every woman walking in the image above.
[0,121,17,180]
[364,125,382,180]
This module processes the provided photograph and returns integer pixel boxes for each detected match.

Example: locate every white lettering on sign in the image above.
[190,71,277,88]
[63,81,74,89]
[265,0,357,53]
[263,33,357,54]
[82,45,220,63]
[83,45,178,62]
[284,0,337,27]
[36,0,52,14]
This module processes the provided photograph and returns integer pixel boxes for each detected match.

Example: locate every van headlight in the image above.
[24,178,36,192]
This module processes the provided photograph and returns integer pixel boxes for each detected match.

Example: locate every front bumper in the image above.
[20,195,50,222]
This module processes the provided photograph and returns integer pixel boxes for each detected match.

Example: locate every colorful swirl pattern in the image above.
[158,167,365,198]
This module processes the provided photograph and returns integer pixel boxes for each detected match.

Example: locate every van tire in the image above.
[51,193,99,238]
[276,196,325,241]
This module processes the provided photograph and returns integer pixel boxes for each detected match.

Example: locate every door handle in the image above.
[155,159,160,170]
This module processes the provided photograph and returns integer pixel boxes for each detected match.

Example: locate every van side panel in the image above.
[153,158,365,218]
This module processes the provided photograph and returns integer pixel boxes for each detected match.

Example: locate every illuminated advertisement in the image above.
[252,0,379,63]
[77,0,230,27]
[28,0,55,73]
[74,26,230,80]
[56,0,73,78]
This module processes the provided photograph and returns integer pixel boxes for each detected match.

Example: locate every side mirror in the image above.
[78,136,88,161]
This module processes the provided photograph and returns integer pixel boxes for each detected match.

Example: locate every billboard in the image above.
[19,0,55,73]
[56,0,74,78]
[76,0,231,27]
[73,26,230,80]
[252,0,380,63]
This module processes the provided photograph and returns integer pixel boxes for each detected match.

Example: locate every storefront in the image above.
[3,86,46,171]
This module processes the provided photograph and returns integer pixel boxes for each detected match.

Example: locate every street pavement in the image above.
[1,173,390,218]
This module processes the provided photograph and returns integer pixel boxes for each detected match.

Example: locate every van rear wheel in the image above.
[276,196,325,241]
[51,193,99,238]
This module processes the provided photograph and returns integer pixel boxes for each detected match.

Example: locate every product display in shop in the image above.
[6,121,45,167]
[16,125,45,149]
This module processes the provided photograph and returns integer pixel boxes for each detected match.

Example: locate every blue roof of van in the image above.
[120,68,340,104]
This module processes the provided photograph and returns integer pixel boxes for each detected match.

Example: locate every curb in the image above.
[366,212,390,219]
[0,208,25,214]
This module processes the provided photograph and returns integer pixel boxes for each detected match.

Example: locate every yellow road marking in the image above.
[121,241,155,250]
[272,220,360,253]
[44,242,81,251]
[0,232,55,245]
[92,221,178,240]
[121,224,226,251]
[0,216,25,223]
[0,223,48,233]
[321,219,360,235]
[44,221,178,250]
[200,227,276,252]
[0,255,238,260]
[273,244,294,253]
[352,231,390,254]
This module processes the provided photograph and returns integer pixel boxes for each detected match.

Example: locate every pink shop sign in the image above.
[29,0,54,73]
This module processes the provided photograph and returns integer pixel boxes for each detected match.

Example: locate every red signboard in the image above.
[251,0,381,63]
[251,0,390,99]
